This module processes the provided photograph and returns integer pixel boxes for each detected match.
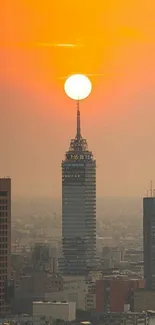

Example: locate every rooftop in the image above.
[33,301,70,305]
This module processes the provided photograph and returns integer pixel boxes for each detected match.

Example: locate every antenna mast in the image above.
[76,99,81,140]
[150,180,153,197]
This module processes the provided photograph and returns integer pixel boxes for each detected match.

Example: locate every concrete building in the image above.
[11,272,63,315]
[85,282,96,311]
[102,246,121,266]
[96,278,145,313]
[45,275,88,310]
[32,243,58,273]
[143,197,155,289]
[33,301,76,322]
[124,249,143,263]
[133,289,155,312]
[0,177,11,315]
[60,102,96,275]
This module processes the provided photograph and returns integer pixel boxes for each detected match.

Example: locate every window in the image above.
[0,192,7,197]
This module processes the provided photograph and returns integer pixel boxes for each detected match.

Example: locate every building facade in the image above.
[11,272,63,315]
[96,278,144,313]
[45,275,88,310]
[143,197,155,289]
[33,301,76,322]
[0,178,11,315]
[133,289,155,312]
[61,102,96,275]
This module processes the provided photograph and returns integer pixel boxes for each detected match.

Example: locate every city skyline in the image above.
[1,1,155,197]
[1,0,155,320]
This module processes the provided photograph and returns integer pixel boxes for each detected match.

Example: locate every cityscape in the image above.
[1,1,155,325]
[0,95,155,325]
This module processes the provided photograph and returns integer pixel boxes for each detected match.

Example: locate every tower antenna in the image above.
[76,99,81,140]
[150,180,153,197]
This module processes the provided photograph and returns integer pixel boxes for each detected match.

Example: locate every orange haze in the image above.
[1,1,155,197]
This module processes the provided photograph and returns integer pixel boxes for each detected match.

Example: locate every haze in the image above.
[1,1,155,197]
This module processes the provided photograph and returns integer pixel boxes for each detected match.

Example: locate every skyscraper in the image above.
[143,196,155,289]
[0,178,11,315]
[61,102,96,275]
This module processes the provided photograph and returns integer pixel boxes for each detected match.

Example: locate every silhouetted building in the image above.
[0,178,11,315]
[143,197,155,289]
[60,102,96,275]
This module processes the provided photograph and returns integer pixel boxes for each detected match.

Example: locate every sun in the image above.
[64,74,92,100]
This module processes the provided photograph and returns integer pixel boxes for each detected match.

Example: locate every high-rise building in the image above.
[0,178,11,315]
[143,196,155,289]
[61,102,96,275]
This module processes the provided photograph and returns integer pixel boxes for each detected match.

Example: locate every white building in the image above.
[33,301,76,322]
[45,276,88,310]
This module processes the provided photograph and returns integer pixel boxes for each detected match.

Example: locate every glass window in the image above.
[0,192,7,197]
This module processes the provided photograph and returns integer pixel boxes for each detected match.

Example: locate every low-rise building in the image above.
[133,289,155,312]
[46,275,88,310]
[33,301,76,322]
[11,272,63,314]
[96,278,145,313]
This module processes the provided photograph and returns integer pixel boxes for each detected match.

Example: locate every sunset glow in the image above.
[1,1,155,197]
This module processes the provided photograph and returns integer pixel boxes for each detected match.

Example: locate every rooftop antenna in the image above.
[150,180,153,197]
[76,98,81,140]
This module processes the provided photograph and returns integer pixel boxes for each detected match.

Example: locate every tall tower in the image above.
[61,102,96,275]
[0,178,11,315]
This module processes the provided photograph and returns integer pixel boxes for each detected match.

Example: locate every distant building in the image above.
[124,249,143,263]
[96,278,144,313]
[0,178,12,315]
[32,243,58,273]
[45,275,88,310]
[103,246,121,261]
[102,246,121,268]
[11,272,63,315]
[33,301,76,322]
[143,197,155,289]
[60,102,96,275]
[85,282,96,311]
[133,289,155,312]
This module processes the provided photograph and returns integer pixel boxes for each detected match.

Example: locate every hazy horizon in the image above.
[11,196,143,220]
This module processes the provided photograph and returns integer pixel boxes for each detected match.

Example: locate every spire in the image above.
[68,99,89,152]
[76,99,81,140]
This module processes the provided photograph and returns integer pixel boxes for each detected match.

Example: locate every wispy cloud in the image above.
[0,41,83,49]
[56,43,76,47]
[37,42,83,48]
[57,73,106,80]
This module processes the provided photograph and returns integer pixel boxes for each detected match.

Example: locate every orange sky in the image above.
[1,0,155,197]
